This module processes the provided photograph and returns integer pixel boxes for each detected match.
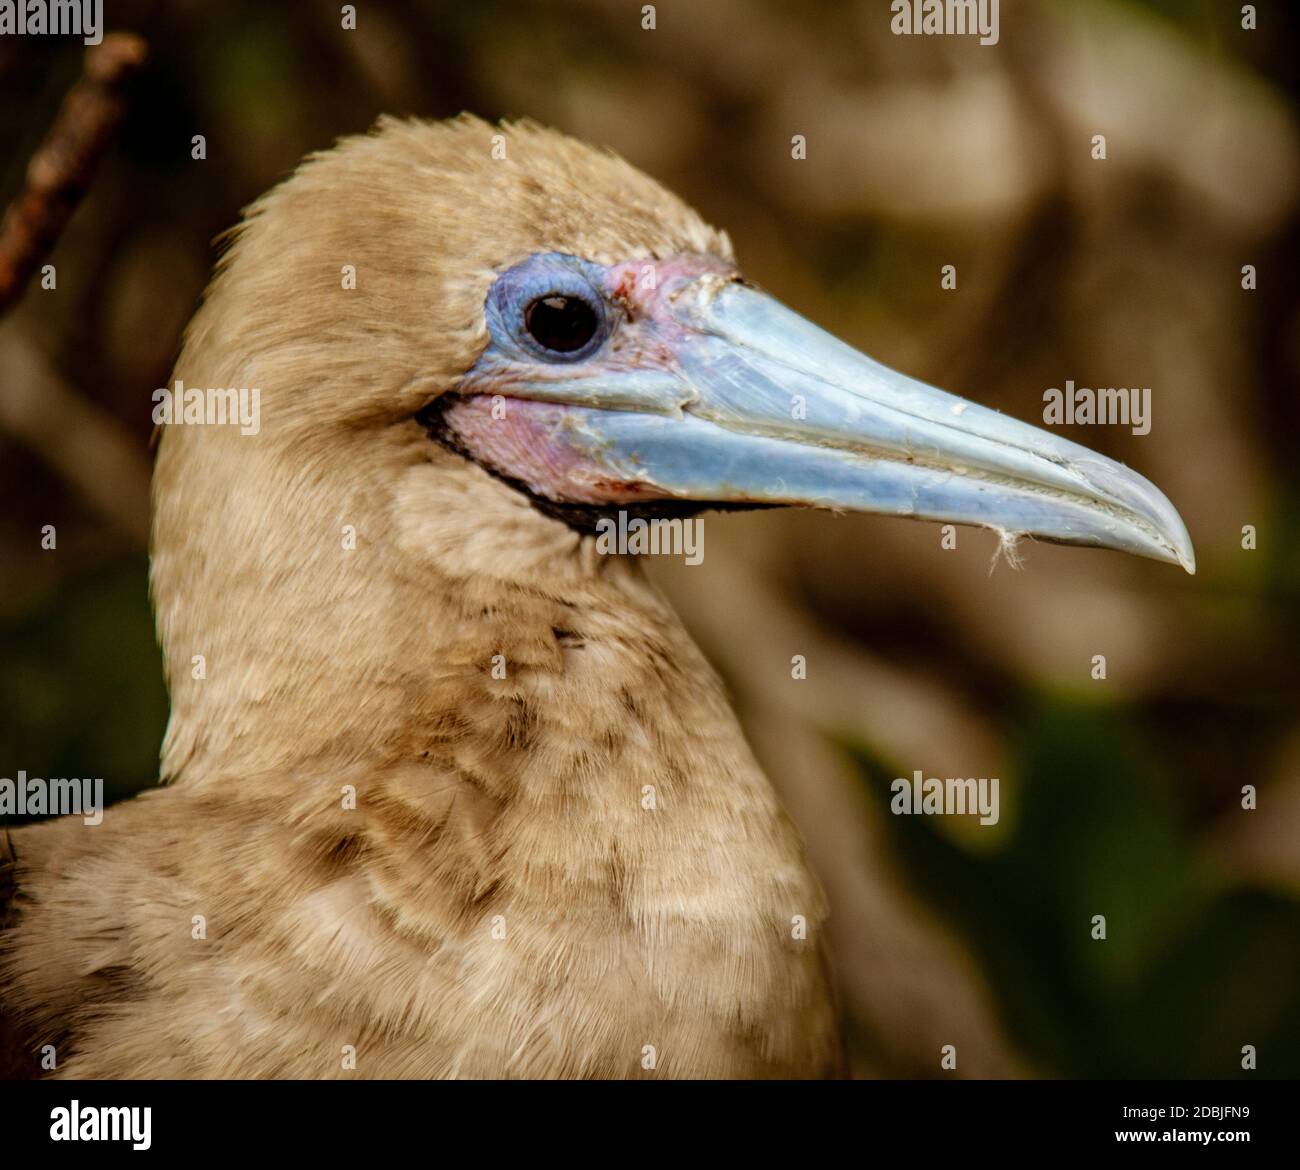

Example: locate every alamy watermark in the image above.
[50,1101,151,1150]
[890,0,999,46]
[1043,381,1151,436]
[0,0,102,44]
[594,510,704,565]
[891,769,1000,825]
[1,771,103,825]
[152,380,261,436]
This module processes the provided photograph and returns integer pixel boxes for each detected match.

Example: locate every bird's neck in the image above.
[150,427,737,797]
[153,493,820,946]
[148,438,837,1075]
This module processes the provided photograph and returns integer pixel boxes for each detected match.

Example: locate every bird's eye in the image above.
[524,294,599,354]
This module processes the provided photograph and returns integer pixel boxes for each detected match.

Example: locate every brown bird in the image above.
[0,116,1194,1079]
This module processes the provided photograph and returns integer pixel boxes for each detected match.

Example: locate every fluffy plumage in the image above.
[0,116,840,1078]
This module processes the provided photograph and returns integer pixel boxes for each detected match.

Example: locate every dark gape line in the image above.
[415,396,775,535]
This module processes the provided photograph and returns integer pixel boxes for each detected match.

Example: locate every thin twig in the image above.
[0,32,147,314]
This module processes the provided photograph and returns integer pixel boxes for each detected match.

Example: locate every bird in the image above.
[0,115,1194,1080]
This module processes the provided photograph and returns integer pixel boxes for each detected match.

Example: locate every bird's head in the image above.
[151,115,1192,775]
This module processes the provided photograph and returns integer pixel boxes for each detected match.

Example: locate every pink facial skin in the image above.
[437,394,670,504]
[600,254,738,323]
[439,254,737,505]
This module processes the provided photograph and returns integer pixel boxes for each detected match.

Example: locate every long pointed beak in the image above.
[545,279,1194,572]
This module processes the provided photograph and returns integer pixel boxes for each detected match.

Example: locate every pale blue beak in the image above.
[458,268,1195,573]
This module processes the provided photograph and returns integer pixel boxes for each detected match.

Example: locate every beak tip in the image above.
[1167,515,1196,575]
[1163,526,1196,575]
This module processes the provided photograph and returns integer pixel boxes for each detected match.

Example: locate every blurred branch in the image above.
[0,324,152,546]
[0,32,147,313]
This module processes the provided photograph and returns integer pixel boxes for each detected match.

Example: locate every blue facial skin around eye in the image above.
[483,253,611,364]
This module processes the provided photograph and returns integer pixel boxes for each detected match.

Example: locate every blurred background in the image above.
[3,0,1299,1078]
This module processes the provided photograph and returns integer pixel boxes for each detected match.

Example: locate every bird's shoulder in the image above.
[0,825,29,1079]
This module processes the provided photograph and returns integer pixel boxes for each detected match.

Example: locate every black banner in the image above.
[0,1078,1289,1156]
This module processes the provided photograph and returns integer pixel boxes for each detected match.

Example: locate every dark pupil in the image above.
[525,294,597,353]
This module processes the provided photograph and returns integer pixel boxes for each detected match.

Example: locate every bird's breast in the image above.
[345,607,841,1077]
